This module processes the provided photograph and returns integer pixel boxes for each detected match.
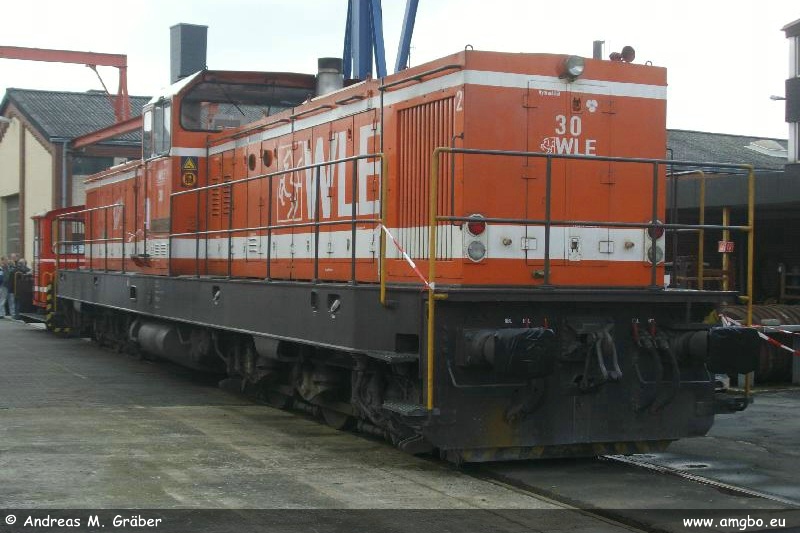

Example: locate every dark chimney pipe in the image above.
[170,23,208,83]
[593,40,604,60]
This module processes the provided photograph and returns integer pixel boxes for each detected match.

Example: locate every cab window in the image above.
[143,100,172,159]
[180,81,312,132]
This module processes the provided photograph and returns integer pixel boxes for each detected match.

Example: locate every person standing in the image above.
[5,253,19,319]
[0,257,7,318]
[11,257,30,320]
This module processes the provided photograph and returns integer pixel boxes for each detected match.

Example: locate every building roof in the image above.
[0,89,790,167]
[0,88,151,144]
[783,17,800,38]
[668,129,788,172]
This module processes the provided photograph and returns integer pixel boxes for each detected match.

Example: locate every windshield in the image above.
[180,81,313,132]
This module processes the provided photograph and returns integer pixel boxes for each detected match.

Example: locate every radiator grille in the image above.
[397,97,455,259]
[210,175,232,218]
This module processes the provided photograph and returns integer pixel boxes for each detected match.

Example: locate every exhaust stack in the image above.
[316,57,344,96]
[170,23,208,83]
[593,40,604,60]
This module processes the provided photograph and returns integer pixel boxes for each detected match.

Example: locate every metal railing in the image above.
[672,171,736,291]
[424,147,756,411]
[169,153,388,285]
[55,203,124,272]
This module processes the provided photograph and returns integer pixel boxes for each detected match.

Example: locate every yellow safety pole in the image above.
[722,207,730,291]
[745,166,755,398]
[427,147,446,411]
[698,171,706,289]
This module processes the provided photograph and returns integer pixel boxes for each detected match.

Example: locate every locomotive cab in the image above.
[80,70,317,274]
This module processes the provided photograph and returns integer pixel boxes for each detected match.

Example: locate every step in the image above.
[382,401,428,417]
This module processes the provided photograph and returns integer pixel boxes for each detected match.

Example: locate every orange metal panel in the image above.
[74,52,670,288]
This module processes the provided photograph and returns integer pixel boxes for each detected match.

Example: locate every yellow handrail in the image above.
[745,165,755,398]
[722,207,730,291]
[426,148,444,410]
[698,171,706,288]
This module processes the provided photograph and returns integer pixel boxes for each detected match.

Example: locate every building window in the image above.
[794,36,800,78]
[2,194,20,254]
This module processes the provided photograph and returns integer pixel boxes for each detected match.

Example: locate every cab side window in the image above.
[143,100,172,159]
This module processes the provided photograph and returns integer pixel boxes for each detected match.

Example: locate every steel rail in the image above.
[605,455,800,507]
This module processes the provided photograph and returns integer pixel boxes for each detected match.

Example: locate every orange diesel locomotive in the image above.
[44,50,759,462]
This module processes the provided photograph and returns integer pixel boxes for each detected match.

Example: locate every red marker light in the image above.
[466,215,486,236]
[647,221,665,240]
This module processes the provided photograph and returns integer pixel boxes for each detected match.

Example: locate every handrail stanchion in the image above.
[543,155,552,286]
[426,147,447,411]
[121,206,126,273]
[55,220,60,272]
[227,179,234,278]
[313,165,321,282]
[167,195,173,276]
[89,209,94,272]
[104,207,109,271]
[379,154,388,304]
[745,165,756,399]
[196,174,202,277]
[351,158,358,284]
[266,174,273,280]
[722,207,730,290]
[698,171,706,289]
[746,165,755,326]
[650,162,659,288]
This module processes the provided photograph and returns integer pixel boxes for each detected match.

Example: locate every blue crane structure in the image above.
[394,0,419,73]
[343,0,418,80]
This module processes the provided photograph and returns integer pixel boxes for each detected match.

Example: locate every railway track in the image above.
[459,471,656,533]
[7,319,800,533]
[603,454,800,508]
[124,338,800,527]
[81,328,800,516]
[468,452,800,533]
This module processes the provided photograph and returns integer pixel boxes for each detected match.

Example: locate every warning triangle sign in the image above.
[182,157,197,170]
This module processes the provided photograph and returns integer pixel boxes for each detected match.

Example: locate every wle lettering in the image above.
[277,124,381,223]
[540,114,597,155]
[540,136,597,155]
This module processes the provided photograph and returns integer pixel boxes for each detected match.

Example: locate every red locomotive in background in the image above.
[34,48,759,462]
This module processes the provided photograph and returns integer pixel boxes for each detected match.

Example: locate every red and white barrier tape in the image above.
[757,332,800,356]
[379,225,433,290]
[719,314,800,357]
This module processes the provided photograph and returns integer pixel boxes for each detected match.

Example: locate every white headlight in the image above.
[467,241,487,262]
[646,245,664,264]
[562,56,585,80]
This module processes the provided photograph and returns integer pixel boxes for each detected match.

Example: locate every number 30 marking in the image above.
[555,115,582,136]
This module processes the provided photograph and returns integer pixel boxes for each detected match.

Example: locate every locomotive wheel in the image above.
[321,408,353,431]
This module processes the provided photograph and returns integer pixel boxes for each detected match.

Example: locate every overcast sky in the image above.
[1,1,796,139]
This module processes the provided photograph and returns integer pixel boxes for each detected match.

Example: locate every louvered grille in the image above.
[397,97,455,259]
